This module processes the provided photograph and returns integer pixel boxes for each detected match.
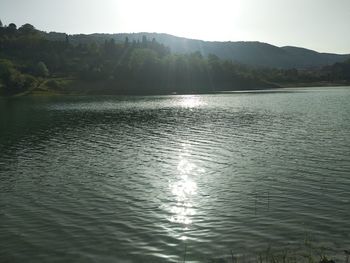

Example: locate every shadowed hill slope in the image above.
[44,32,350,69]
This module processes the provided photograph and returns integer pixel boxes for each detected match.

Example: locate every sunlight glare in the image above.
[179,96,203,108]
[116,0,241,41]
[168,143,205,230]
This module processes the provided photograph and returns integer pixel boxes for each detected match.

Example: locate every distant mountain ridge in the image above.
[44,31,350,69]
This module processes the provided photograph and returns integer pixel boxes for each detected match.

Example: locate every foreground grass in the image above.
[180,241,350,263]
[205,249,348,263]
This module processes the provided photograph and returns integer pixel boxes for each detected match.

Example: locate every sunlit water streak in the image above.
[1,87,350,262]
[169,144,204,232]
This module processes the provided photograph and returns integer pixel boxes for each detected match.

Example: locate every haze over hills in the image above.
[44,31,350,69]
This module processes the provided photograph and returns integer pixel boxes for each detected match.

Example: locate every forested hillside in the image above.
[0,22,349,96]
[43,32,350,69]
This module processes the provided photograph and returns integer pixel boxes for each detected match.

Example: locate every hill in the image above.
[1,22,349,96]
[44,32,350,69]
[0,23,279,96]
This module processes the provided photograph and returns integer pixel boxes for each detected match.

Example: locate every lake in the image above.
[1,87,350,262]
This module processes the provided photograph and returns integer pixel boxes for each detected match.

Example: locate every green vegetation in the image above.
[0,21,349,96]
[0,59,38,95]
[192,242,347,263]
[43,32,350,69]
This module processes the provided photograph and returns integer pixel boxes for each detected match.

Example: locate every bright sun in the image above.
[116,0,241,41]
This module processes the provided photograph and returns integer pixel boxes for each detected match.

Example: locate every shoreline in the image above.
[1,78,350,98]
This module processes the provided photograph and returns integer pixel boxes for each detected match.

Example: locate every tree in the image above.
[0,59,34,95]
[0,59,14,79]
[129,49,158,70]
[0,20,3,27]
[208,54,220,64]
[124,37,129,47]
[7,23,17,34]
[191,51,203,59]
[36,62,49,77]
[103,38,116,54]
[8,23,17,30]
[142,35,147,47]
[18,23,36,35]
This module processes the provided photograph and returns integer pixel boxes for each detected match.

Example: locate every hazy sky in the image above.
[1,0,350,53]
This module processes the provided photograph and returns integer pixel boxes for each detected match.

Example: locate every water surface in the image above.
[1,87,350,262]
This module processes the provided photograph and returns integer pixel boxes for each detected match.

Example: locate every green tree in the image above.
[142,35,147,47]
[0,59,14,76]
[8,23,17,30]
[124,37,129,47]
[36,61,49,77]
[128,48,158,70]
[0,59,35,95]
[6,23,17,34]
[18,23,36,35]
[0,19,3,27]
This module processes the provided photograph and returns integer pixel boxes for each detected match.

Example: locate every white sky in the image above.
[1,0,350,53]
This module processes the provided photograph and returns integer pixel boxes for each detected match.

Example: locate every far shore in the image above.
[1,77,350,98]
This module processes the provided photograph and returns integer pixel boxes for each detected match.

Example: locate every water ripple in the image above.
[1,87,350,262]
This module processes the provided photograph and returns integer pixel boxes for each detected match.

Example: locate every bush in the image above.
[24,74,37,89]
[0,59,38,95]
[46,79,61,89]
[0,59,15,77]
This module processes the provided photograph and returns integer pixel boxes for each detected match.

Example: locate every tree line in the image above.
[0,21,349,96]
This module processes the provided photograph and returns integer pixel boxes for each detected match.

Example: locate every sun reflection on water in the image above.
[169,145,204,231]
[179,95,203,108]
[170,169,197,225]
